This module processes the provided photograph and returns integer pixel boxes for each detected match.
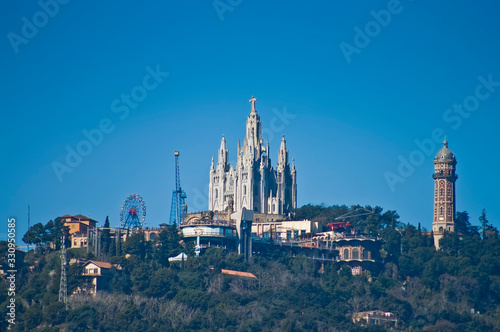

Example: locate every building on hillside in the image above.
[352,310,398,328]
[432,139,457,249]
[209,97,297,217]
[61,214,98,234]
[59,214,98,249]
[75,260,121,296]
[181,209,254,260]
[318,232,383,274]
[251,219,321,241]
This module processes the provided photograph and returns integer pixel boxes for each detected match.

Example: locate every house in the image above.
[75,260,119,296]
[352,310,398,328]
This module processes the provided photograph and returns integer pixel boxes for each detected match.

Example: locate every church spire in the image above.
[245,96,262,161]
[217,134,228,170]
[277,135,288,170]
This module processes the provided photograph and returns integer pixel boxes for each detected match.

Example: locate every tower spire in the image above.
[218,135,228,170]
[277,135,288,170]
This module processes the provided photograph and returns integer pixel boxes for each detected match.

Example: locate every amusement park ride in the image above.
[120,194,146,229]
[169,151,187,226]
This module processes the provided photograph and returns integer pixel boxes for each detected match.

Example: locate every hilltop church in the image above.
[208,97,297,216]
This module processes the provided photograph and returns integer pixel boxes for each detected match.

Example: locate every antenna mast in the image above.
[59,234,68,309]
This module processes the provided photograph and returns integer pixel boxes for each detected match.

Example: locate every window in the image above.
[363,250,369,260]
[215,189,218,198]
[440,207,443,215]
[439,226,443,232]
[344,249,349,259]
[440,188,444,196]
[243,185,246,195]
[352,248,359,260]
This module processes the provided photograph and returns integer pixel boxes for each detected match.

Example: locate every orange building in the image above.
[60,214,98,248]
[60,214,98,235]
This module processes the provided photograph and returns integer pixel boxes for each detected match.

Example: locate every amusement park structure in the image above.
[120,194,146,229]
[169,151,187,226]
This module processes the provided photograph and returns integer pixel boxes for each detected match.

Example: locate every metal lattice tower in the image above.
[59,234,68,309]
[169,151,187,226]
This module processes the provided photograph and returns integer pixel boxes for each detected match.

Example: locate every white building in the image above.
[209,97,297,216]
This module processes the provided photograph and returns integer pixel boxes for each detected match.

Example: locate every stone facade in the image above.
[432,139,457,249]
[209,97,297,216]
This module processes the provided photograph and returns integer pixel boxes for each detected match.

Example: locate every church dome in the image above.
[434,139,455,161]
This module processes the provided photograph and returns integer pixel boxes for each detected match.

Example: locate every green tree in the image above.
[122,232,150,260]
[23,222,46,248]
[101,216,112,255]
[455,211,479,236]
[479,208,498,238]
[157,225,182,266]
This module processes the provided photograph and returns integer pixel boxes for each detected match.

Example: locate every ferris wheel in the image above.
[120,194,146,229]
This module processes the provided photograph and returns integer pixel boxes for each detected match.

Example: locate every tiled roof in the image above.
[221,269,257,279]
[85,260,112,269]
[73,214,97,222]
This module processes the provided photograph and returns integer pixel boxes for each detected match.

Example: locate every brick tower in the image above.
[432,139,457,249]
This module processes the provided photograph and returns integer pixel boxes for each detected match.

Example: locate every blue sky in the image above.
[2,1,500,241]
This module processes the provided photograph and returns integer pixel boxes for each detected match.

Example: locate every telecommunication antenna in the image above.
[59,234,68,309]
[27,204,30,252]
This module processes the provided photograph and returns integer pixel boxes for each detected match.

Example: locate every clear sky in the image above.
[2,1,500,241]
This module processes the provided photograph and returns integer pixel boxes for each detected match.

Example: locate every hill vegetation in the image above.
[2,205,500,331]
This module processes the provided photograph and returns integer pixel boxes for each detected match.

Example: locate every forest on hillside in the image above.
[2,204,500,331]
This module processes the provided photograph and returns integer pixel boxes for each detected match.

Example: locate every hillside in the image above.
[3,205,500,331]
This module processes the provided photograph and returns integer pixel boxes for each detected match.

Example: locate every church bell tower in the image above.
[432,139,457,249]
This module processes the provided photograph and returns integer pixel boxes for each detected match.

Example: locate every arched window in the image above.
[447,206,452,216]
[439,226,443,232]
[440,188,444,196]
[243,185,246,195]
[440,207,443,215]
[344,249,349,260]
[215,189,218,198]
[352,248,359,260]
[363,250,369,260]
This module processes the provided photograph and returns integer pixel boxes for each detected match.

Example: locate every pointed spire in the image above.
[292,158,296,170]
[443,136,448,148]
[277,135,288,169]
[220,134,227,150]
[280,135,286,150]
[218,135,228,170]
